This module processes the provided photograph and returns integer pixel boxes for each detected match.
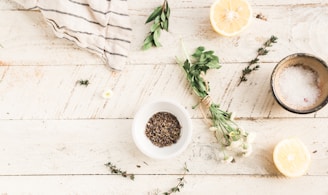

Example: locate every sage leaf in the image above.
[154,15,160,24]
[161,11,166,22]
[166,6,170,17]
[145,6,162,23]
[153,29,161,47]
[143,35,153,45]
[142,41,153,50]
[163,20,169,31]
[150,22,160,32]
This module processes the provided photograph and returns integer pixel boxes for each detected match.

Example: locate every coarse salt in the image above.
[278,65,321,108]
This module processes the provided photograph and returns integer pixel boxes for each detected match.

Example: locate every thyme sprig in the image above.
[238,35,278,85]
[163,163,189,195]
[177,43,254,161]
[142,0,170,50]
[105,162,135,180]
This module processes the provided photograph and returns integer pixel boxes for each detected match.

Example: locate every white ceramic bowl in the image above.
[132,99,193,159]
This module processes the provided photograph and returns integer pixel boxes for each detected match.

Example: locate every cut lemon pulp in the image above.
[273,138,311,177]
[210,0,252,36]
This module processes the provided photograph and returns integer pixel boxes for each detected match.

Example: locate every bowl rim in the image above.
[270,53,328,114]
[131,99,193,159]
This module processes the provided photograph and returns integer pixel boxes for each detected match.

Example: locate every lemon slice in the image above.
[210,0,252,36]
[273,138,311,177]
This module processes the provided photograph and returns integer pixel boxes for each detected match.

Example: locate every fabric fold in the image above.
[14,0,131,70]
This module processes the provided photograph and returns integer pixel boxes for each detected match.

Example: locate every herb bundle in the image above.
[142,0,170,50]
[105,162,135,180]
[177,44,254,161]
[238,35,278,85]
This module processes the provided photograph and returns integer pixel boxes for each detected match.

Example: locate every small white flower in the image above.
[227,140,242,151]
[239,127,246,135]
[221,156,234,164]
[241,142,248,152]
[246,132,256,144]
[243,144,253,157]
[102,89,113,99]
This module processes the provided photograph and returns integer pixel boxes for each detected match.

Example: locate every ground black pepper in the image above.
[145,112,181,147]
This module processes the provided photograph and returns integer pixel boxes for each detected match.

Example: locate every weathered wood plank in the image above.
[0,0,327,194]
[129,0,328,10]
[131,5,328,65]
[3,0,326,11]
[0,0,328,12]
[0,65,191,119]
[0,5,327,65]
[0,119,326,175]
[0,64,327,119]
[0,175,327,195]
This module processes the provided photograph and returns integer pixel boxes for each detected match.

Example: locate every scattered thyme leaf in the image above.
[256,13,267,21]
[105,162,135,181]
[142,0,170,50]
[77,79,90,86]
[238,35,278,85]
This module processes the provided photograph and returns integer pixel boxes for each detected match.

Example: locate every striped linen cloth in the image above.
[14,0,131,70]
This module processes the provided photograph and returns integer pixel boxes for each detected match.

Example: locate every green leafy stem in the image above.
[142,0,170,50]
[238,35,278,85]
[105,162,135,180]
[163,163,189,195]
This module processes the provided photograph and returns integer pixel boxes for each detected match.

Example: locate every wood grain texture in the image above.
[0,64,327,119]
[0,175,327,195]
[1,0,328,194]
[129,0,328,10]
[131,4,328,65]
[0,119,326,175]
[0,5,327,65]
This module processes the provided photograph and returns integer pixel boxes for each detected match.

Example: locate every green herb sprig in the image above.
[77,79,90,86]
[180,46,220,99]
[142,0,170,50]
[177,43,253,161]
[163,163,189,195]
[238,35,278,85]
[105,162,135,180]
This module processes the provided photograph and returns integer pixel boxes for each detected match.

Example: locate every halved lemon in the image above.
[273,138,311,177]
[210,0,252,36]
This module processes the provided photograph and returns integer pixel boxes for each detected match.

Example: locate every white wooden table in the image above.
[0,0,328,194]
